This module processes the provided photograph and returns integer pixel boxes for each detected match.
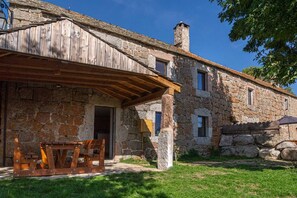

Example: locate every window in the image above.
[155,112,162,136]
[197,71,206,91]
[156,60,167,76]
[248,88,254,106]
[198,116,207,137]
[284,99,289,110]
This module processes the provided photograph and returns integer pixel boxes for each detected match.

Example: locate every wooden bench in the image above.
[13,136,38,173]
[80,139,105,168]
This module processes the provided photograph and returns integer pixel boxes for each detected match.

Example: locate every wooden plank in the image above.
[22,29,30,53]
[45,146,55,170]
[113,49,120,69]
[105,45,113,68]
[6,31,18,51]
[29,26,40,55]
[122,89,166,108]
[51,21,62,58]
[0,34,6,48]
[70,146,80,168]
[97,40,106,67]
[149,75,181,92]
[111,84,142,97]
[60,20,71,60]
[130,76,164,89]
[88,34,97,65]
[79,27,89,63]
[13,166,105,177]
[99,139,105,167]
[70,23,80,62]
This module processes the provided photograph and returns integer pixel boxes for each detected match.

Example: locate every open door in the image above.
[94,106,114,159]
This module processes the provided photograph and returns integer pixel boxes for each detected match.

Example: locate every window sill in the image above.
[196,89,210,98]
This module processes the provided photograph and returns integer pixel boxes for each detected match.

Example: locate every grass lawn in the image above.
[0,158,296,198]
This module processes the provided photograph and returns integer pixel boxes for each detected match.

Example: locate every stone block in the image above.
[221,146,235,156]
[259,148,280,160]
[276,141,297,150]
[280,148,297,161]
[58,124,78,136]
[35,112,50,124]
[233,135,254,145]
[158,128,173,170]
[219,135,233,146]
[254,134,275,147]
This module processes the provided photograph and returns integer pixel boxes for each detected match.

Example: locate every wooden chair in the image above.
[13,136,38,172]
[80,139,105,168]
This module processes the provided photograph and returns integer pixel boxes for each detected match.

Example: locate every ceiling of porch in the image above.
[0,19,180,107]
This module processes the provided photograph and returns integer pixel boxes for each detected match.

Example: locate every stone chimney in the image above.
[174,21,190,51]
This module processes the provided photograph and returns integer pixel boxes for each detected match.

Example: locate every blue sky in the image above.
[45,0,297,94]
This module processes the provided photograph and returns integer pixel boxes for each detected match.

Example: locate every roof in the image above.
[10,0,296,98]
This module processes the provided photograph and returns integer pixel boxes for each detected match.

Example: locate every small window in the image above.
[248,88,254,106]
[284,99,289,110]
[197,71,206,91]
[198,116,207,137]
[155,112,162,136]
[156,60,167,76]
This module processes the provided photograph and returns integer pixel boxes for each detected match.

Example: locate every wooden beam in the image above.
[122,89,166,108]
[149,76,181,92]
[111,84,142,97]
[120,81,151,93]
[129,76,164,89]
[97,88,131,100]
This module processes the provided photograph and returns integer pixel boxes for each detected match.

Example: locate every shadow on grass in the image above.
[178,149,296,172]
[0,172,168,198]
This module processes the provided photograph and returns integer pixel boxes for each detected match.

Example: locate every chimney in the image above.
[174,21,190,51]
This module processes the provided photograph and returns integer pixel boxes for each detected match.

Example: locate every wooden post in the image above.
[158,88,174,170]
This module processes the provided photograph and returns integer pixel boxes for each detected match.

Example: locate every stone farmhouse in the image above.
[0,0,296,169]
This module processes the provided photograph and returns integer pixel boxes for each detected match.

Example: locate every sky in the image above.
[45,0,297,94]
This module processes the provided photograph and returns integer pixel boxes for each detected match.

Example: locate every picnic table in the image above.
[40,142,83,169]
[13,137,105,177]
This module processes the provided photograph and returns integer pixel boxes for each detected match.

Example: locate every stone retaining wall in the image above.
[220,124,297,160]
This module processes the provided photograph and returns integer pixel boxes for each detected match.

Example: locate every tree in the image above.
[210,0,297,86]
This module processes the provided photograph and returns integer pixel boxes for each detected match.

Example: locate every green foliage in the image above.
[210,0,297,86]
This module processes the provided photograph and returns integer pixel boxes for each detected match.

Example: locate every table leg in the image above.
[60,150,68,168]
[70,146,80,168]
[45,146,55,169]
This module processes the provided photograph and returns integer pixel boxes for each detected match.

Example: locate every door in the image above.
[94,106,114,159]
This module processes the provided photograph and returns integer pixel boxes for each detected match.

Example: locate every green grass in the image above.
[120,158,157,168]
[1,159,296,198]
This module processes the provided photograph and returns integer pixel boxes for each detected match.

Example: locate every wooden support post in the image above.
[99,139,105,168]
[158,88,174,170]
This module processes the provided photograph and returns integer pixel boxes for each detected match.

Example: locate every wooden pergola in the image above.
[0,19,180,108]
[0,18,180,174]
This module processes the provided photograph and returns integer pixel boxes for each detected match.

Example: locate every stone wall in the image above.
[220,125,297,159]
[0,82,150,165]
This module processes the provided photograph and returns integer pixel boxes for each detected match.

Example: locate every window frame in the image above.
[284,98,289,110]
[197,70,207,91]
[247,88,254,106]
[155,59,168,76]
[198,116,208,137]
[154,112,162,136]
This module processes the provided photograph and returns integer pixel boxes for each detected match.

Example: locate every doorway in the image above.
[94,106,115,159]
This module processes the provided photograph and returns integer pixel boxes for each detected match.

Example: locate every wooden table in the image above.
[13,139,105,177]
[40,142,83,170]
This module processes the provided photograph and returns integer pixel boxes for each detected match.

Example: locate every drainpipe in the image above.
[2,82,7,166]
